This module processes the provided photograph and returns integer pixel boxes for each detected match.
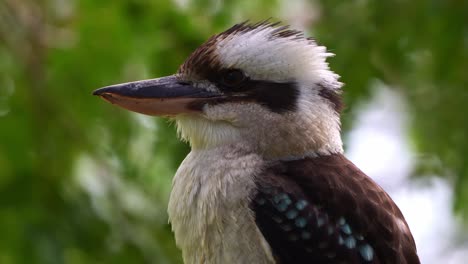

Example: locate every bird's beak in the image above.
[93,75,220,116]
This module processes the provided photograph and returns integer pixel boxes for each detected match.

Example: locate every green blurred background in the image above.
[0,0,467,263]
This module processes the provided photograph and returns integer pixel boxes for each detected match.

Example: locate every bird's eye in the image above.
[221,69,246,87]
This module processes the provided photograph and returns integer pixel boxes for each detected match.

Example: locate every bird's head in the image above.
[94,22,344,159]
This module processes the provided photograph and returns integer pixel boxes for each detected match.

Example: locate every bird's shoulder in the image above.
[251,153,420,264]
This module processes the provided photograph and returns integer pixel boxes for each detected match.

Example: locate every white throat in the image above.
[168,143,275,264]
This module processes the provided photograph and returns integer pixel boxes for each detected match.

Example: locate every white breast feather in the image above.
[168,145,275,264]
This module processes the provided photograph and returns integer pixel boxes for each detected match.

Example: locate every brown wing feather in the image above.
[252,154,420,264]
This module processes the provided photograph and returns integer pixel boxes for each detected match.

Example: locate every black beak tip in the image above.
[93,87,110,96]
[93,83,130,97]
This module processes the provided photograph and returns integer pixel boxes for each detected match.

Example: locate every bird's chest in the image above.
[167,147,275,264]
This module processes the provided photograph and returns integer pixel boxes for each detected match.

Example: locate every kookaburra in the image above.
[94,22,420,264]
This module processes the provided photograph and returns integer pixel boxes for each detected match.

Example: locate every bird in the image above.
[93,21,420,264]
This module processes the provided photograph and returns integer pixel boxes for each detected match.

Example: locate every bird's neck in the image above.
[176,110,343,160]
[168,144,276,263]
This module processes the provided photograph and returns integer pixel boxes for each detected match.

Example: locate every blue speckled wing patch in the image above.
[253,185,376,264]
[251,154,420,264]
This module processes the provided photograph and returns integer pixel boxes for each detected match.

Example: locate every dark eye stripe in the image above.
[317,83,344,113]
[245,81,298,113]
[187,80,299,113]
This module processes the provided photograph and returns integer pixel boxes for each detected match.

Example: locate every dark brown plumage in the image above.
[253,154,420,264]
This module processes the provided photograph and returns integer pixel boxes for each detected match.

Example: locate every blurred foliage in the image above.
[0,0,466,263]
[317,0,468,214]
